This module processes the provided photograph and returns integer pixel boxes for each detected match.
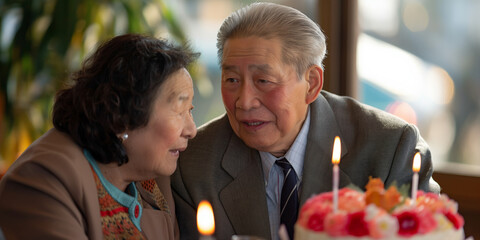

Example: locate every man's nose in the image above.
[236,80,261,110]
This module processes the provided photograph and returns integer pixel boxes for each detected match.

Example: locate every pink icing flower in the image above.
[346,211,370,237]
[417,208,437,234]
[417,190,439,200]
[338,188,365,212]
[324,211,348,236]
[416,191,447,213]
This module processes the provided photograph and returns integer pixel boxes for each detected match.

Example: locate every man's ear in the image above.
[304,65,323,104]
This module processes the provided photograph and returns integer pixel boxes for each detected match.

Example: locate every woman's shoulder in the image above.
[0,128,102,239]
[11,128,86,169]
[3,128,94,192]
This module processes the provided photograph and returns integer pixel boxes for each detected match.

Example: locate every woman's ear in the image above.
[304,65,323,104]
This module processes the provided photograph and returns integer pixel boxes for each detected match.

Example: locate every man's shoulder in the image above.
[193,114,233,143]
[182,114,234,158]
[197,113,230,132]
[318,90,409,129]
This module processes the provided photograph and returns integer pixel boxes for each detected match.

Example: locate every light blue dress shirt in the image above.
[260,108,310,240]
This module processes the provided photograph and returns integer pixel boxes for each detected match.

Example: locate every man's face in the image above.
[220,36,310,157]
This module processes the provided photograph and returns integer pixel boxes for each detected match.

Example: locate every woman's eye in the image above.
[182,108,193,116]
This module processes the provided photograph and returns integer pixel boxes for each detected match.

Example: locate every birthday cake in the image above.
[294,178,464,240]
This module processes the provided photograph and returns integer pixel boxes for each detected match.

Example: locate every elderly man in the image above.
[172,2,439,240]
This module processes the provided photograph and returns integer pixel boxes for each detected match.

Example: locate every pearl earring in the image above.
[119,133,128,142]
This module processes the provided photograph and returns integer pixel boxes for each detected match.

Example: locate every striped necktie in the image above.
[275,158,299,240]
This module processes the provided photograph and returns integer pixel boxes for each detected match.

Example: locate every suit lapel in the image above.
[219,134,271,239]
[300,95,351,205]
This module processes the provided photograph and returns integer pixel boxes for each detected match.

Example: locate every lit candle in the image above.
[411,152,421,206]
[331,136,341,212]
[197,200,215,240]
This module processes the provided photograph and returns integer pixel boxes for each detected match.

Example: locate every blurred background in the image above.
[1,0,479,236]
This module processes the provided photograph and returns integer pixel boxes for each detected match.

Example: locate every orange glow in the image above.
[386,101,417,125]
[412,152,421,172]
[332,136,341,165]
[197,200,215,235]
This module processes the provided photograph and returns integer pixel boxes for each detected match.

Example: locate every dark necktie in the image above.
[275,158,299,240]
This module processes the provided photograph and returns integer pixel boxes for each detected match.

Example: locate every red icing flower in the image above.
[346,211,369,237]
[395,210,420,237]
[444,210,464,229]
[298,196,332,231]
[306,211,329,231]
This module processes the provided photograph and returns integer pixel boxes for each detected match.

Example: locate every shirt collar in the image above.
[83,149,143,231]
[260,107,311,180]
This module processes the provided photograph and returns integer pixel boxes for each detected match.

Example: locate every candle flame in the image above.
[412,152,421,172]
[197,200,215,235]
[332,136,341,165]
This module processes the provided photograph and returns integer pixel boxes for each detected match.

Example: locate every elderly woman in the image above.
[0,34,198,239]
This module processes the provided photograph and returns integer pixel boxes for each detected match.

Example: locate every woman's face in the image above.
[124,68,197,178]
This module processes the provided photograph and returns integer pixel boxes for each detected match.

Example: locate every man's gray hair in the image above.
[217,2,327,77]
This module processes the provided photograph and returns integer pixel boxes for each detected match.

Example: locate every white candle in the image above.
[197,200,216,240]
[333,164,339,212]
[411,152,421,206]
[331,136,341,212]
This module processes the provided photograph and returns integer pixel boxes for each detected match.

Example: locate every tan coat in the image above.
[0,128,179,240]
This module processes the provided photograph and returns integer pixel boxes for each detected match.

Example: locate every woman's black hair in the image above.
[52,34,199,165]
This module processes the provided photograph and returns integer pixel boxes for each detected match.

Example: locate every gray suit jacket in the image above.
[171,91,440,240]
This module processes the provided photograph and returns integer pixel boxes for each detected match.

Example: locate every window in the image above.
[358,0,480,167]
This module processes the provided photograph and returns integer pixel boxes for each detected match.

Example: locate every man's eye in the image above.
[258,79,269,84]
[226,78,238,83]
